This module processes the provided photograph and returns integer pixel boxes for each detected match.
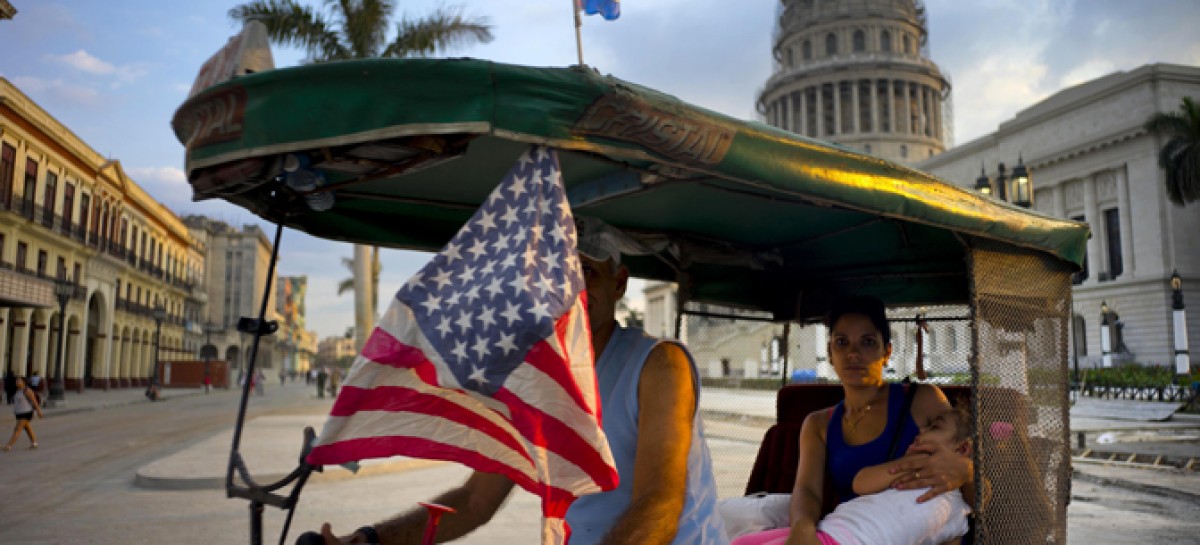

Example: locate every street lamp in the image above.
[49,277,73,402]
[1171,270,1190,375]
[1100,301,1114,368]
[146,303,166,400]
[202,322,219,391]
[973,158,1034,208]
[1010,156,1032,208]
[974,163,992,196]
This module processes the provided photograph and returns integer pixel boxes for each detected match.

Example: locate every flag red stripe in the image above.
[319,385,534,468]
[494,387,620,489]
[520,307,593,414]
[308,436,579,518]
[360,320,442,386]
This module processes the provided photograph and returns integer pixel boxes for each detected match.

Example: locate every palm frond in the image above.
[383,7,493,58]
[336,277,355,296]
[231,0,348,61]
[1147,97,1200,206]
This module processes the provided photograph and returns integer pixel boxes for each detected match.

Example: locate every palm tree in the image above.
[1144,96,1200,206]
[230,0,493,343]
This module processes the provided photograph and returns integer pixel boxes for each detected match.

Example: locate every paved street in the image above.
[1,381,1199,544]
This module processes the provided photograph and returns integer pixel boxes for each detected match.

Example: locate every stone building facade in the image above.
[1,77,205,391]
[759,0,950,164]
[916,64,1200,369]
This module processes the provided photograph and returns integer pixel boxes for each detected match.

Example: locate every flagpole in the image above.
[572,0,585,65]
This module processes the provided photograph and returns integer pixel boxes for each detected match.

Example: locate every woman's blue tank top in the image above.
[826,382,919,504]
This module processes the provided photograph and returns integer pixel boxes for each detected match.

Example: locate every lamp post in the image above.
[49,277,73,402]
[1172,270,1190,375]
[146,304,166,400]
[203,322,219,391]
[1100,301,1114,368]
[1010,156,1032,208]
[973,158,1034,208]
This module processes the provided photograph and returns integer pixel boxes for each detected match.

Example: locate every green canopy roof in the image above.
[173,58,1088,320]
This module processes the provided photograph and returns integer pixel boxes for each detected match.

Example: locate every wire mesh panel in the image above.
[968,239,1074,544]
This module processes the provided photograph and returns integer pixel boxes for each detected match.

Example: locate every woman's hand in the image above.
[889,441,972,502]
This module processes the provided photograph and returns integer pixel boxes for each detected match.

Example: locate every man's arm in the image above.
[598,343,694,545]
[322,470,515,544]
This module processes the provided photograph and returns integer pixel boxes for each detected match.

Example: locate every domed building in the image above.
[759,0,950,164]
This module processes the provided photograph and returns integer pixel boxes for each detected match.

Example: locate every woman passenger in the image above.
[784,296,974,545]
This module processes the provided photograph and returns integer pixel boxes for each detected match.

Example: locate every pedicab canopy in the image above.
[172,57,1088,322]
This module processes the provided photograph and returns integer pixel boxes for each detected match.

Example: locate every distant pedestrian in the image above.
[28,371,42,405]
[279,370,286,386]
[316,368,327,399]
[255,370,266,396]
[328,368,340,398]
[203,373,212,394]
[4,376,43,451]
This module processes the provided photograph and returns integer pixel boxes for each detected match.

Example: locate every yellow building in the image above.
[1,77,205,392]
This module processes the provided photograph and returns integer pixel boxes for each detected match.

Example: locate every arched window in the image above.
[903,34,912,54]
[803,40,812,60]
[786,47,794,67]
[853,30,865,52]
[880,30,892,52]
[825,33,837,56]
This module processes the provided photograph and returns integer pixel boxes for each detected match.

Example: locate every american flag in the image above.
[307,146,618,543]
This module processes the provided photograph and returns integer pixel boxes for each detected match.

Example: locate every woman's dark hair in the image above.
[824,295,891,346]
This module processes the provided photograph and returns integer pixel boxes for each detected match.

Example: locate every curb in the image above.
[1072,465,1200,504]
[41,389,211,418]
[134,457,447,491]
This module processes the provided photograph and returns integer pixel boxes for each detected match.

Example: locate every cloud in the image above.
[53,50,117,75]
[8,75,101,106]
[1059,59,1117,89]
[127,166,188,188]
[49,49,149,86]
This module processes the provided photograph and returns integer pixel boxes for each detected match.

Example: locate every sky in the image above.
[2,0,1199,340]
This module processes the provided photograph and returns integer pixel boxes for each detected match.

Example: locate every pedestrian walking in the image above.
[203,372,212,394]
[255,370,266,396]
[4,376,43,451]
[316,368,327,399]
[28,371,42,405]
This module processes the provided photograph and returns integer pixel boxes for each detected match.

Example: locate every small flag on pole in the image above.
[580,0,620,20]
[307,145,618,544]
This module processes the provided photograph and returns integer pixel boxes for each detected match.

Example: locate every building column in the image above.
[1083,174,1102,284]
[851,80,861,134]
[799,89,808,137]
[915,84,926,137]
[870,80,880,135]
[782,94,792,132]
[1115,166,1134,276]
[1053,182,1067,219]
[10,309,30,376]
[932,87,942,141]
[791,92,801,134]
[32,311,49,378]
[832,81,842,135]
[887,81,897,134]
[0,309,9,376]
[816,84,825,137]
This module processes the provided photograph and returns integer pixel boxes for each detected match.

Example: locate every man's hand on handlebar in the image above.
[295,523,371,545]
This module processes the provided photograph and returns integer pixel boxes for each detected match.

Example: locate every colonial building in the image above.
[916,63,1200,369]
[184,215,302,378]
[1,77,205,391]
[759,0,950,164]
